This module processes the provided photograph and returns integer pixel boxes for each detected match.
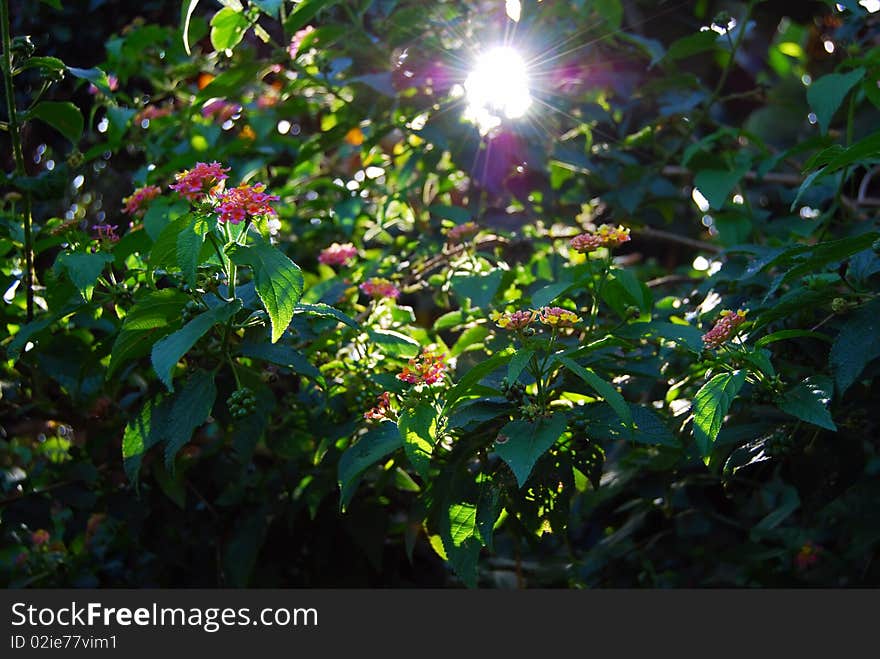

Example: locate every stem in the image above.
[1,0,35,320]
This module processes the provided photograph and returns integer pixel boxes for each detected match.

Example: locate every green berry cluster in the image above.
[227,387,257,419]
[181,300,202,323]
[500,377,526,403]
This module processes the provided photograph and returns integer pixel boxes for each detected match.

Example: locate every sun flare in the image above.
[463,46,532,134]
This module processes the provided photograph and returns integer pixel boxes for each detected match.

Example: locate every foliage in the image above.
[1,0,879,588]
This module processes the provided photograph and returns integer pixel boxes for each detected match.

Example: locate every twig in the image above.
[633,226,722,253]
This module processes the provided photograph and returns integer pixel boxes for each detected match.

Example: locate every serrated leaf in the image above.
[294,302,358,328]
[176,215,210,287]
[151,300,240,390]
[122,394,171,483]
[53,251,113,301]
[230,240,304,342]
[284,0,341,33]
[397,402,437,478]
[830,298,880,395]
[107,289,188,378]
[165,370,216,469]
[693,370,746,460]
[556,355,633,430]
[450,270,504,309]
[778,375,837,431]
[495,414,568,487]
[338,423,402,509]
[29,101,83,144]
[807,68,864,135]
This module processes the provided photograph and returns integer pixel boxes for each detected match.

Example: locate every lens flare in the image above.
[464,46,532,134]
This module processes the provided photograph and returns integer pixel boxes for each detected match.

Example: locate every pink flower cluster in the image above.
[397,350,446,385]
[359,277,400,300]
[136,104,174,124]
[169,161,230,201]
[570,224,631,253]
[795,542,821,570]
[88,74,118,95]
[289,26,316,58]
[491,309,536,330]
[702,309,747,349]
[319,242,358,267]
[538,306,582,328]
[121,184,162,217]
[216,183,280,224]
[201,98,242,123]
[31,529,51,547]
[364,391,392,421]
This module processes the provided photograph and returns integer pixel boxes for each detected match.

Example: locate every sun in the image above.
[463,46,533,134]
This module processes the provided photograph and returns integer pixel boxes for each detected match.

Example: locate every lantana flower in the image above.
[702,309,747,349]
[92,223,119,243]
[397,349,446,385]
[360,277,400,300]
[31,529,51,547]
[538,306,582,328]
[491,309,536,330]
[216,183,280,224]
[121,184,161,218]
[319,242,358,267]
[570,224,631,253]
[364,391,393,421]
[169,161,230,201]
[289,25,316,58]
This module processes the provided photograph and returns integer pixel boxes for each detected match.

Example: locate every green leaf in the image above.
[367,328,421,358]
[29,101,83,144]
[593,0,622,28]
[105,105,137,148]
[251,0,283,15]
[807,68,864,135]
[556,356,633,430]
[284,0,341,33]
[19,56,65,75]
[144,198,190,242]
[210,6,250,51]
[508,349,534,382]
[53,251,113,301]
[830,298,880,395]
[692,370,746,461]
[338,423,402,509]
[151,300,240,390]
[165,370,216,469]
[67,66,112,94]
[495,415,568,487]
[666,31,718,61]
[230,240,304,343]
[294,302,359,328]
[694,167,748,210]
[531,281,572,307]
[38,0,62,9]
[445,348,515,410]
[176,215,210,287]
[476,483,502,551]
[450,270,504,309]
[107,289,188,378]
[777,375,837,431]
[193,63,262,106]
[450,325,489,357]
[239,341,323,383]
[755,329,832,348]
[583,403,679,447]
[616,321,704,352]
[122,394,171,483]
[397,402,437,478]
